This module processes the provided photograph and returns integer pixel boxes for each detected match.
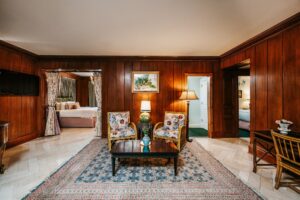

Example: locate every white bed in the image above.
[239,109,250,130]
[239,109,250,122]
[59,107,97,118]
[57,107,97,128]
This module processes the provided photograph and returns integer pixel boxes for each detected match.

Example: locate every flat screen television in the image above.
[0,69,40,96]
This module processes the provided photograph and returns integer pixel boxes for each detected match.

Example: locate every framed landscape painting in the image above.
[131,71,159,93]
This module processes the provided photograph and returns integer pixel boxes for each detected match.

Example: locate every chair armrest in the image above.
[179,125,186,131]
[178,125,187,149]
[129,122,137,133]
[153,122,164,131]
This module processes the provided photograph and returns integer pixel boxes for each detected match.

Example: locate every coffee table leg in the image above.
[112,156,116,176]
[174,156,178,176]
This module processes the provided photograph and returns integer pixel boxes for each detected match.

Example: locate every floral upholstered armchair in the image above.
[153,111,186,150]
[107,111,137,150]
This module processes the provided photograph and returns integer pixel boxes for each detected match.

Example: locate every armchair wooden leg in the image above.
[177,142,180,151]
[108,139,112,151]
[275,165,283,189]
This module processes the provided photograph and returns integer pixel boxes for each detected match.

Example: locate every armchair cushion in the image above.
[109,112,130,130]
[164,113,185,131]
[154,127,179,139]
[110,127,135,138]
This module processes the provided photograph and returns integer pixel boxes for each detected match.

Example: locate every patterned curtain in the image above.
[45,72,61,136]
[93,72,102,137]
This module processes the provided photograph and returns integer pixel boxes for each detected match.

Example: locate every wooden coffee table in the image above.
[111,140,179,176]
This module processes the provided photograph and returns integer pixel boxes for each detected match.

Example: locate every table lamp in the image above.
[179,90,199,142]
[140,100,151,123]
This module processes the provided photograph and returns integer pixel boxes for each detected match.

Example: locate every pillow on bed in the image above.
[60,102,66,110]
[65,102,76,109]
[55,102,61,110]
[75,102,80,109]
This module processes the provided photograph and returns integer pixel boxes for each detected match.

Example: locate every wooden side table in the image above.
[0,121,9,174]
[137,122,153,139]
[253,130,300,173]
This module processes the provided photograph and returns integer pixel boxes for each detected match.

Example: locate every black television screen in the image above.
[0,69,39,96]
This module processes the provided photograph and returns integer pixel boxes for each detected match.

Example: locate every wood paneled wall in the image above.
[0,43,41,147]
[76,77,90,106]
[221,22,300,135]
[36,58,222,138]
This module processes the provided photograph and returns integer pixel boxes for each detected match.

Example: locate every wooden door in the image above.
[222,68,239,137]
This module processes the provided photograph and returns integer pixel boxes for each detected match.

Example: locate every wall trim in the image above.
[189,124,203,128]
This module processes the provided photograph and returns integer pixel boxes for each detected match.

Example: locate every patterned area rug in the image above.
[24,139,262,200]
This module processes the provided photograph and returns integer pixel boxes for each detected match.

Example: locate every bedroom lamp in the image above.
[179,90,199,142]
[140,100,151,122]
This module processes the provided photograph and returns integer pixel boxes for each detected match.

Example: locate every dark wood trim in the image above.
[0,40,37,57]
[221,12,300,57]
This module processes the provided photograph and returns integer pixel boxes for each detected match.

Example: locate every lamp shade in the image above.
[179,90,199,101]
[141,100,151,112]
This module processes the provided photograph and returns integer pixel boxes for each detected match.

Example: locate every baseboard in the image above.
[7,133,38,148]
[189,124,207,129]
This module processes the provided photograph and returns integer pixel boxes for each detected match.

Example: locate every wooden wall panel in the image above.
[245,47,256,133]
[0,44,39,147]
[76,77,90,106]
[283,25,300,132]
[267,33,283,130]
[254,41,268,130]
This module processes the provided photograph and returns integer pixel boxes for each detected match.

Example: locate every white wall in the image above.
[187,76,209,130]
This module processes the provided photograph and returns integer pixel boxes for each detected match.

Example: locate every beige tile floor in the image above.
[0,129,299,200]
[194,137,299,200]
[0,128,95,200]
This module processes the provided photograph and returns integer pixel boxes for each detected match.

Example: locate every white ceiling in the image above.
[0,0,299,56]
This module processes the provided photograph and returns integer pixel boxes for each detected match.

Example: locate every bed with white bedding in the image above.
[239,109,250,130]
[59,107,97,118]
[57,107,97,128]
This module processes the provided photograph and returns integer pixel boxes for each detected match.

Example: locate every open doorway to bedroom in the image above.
[43,69,102,137]
[222,59,251,141]
[186,74,212,138]
[237,66,250,139]
[56,72,97,129]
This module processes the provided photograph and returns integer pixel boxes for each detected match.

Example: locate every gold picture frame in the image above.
[131,71,159,93]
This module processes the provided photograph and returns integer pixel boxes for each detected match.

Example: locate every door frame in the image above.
[185,73,213,138]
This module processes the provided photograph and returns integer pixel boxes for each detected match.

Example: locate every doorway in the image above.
[43,69,102,137]
[186,74,212,138]
[222,60,251,139]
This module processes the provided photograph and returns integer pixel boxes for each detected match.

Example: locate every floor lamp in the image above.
[179,90,199,142]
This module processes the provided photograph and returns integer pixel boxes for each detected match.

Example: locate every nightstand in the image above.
[137,122,153,139]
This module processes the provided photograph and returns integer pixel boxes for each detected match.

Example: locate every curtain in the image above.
[45,72,61,136]
[93,72,102,137]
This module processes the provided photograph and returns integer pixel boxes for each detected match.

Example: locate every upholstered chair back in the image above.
[163,112,186,131]
[108,111,130,130]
